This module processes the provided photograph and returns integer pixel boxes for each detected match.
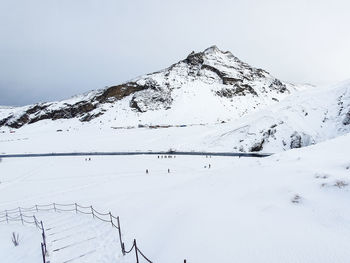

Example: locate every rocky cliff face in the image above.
[0,46,297,129]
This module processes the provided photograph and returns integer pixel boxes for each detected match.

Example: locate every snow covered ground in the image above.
[1,133,349,262]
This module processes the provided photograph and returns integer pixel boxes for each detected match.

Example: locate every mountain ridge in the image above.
[0,46,298,129]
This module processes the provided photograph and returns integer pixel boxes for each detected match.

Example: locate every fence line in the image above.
[0,202,174,263]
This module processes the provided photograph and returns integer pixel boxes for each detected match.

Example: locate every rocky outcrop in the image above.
[216,85,258,97]
[96,82,149,103]
[250,139,265,152]
[290,132,314,149]
[343,109,350,125]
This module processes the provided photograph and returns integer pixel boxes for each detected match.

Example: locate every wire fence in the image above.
[0,203,172,263]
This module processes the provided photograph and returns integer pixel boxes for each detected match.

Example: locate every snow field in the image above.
[0,134,350,263]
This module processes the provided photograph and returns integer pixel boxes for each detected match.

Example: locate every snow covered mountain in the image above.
[1,46,349,154]
[0,46,297,129]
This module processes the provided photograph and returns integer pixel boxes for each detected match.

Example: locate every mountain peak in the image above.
[187,45,231,58]
[203,45,221,54]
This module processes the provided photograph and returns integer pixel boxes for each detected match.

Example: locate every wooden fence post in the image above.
[5,210,8,223]
[33,216,38,228]
[18,207,23,225]
[134,239,139,263]
[117,216,125,255]
[20,212,24,225]
[75,203,78,213]
[91,206,95,219]
[53,203,56,212]
[35,205,38,212]
[41,243,46,263]
[40,221,47,254]
[109,212,113,225]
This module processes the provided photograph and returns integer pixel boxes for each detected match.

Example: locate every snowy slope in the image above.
[0,134,350,263]
[206,80,350,152]
[0,46,298,129]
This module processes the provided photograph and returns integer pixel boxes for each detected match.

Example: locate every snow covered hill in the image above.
[0,46,298,129]
[206,80,350,152]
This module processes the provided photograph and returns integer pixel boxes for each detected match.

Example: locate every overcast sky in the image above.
[1,0,350,106]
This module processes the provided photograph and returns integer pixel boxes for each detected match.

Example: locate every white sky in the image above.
[1,0,350,105]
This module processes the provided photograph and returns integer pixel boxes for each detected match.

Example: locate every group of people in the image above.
[157,155,176,159]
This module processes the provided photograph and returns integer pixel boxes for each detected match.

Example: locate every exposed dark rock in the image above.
[130,98,143,112]
[250,139,265,152]
[130,90,173,113]
[185,51,204,66]
[201,64,225,79]
[201,65,243,86]
[0,115,13,127]
[343,109,350,125]
[263,127,277,138]
[8,113,30,128]
[269,79,288,93]
[216,84,258,98]
[7,101,98,128]
[96,82,148,103]
[80,112,104,122]
[290,132,302,149]
[26,104,49,115]
[223,77,242,85]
